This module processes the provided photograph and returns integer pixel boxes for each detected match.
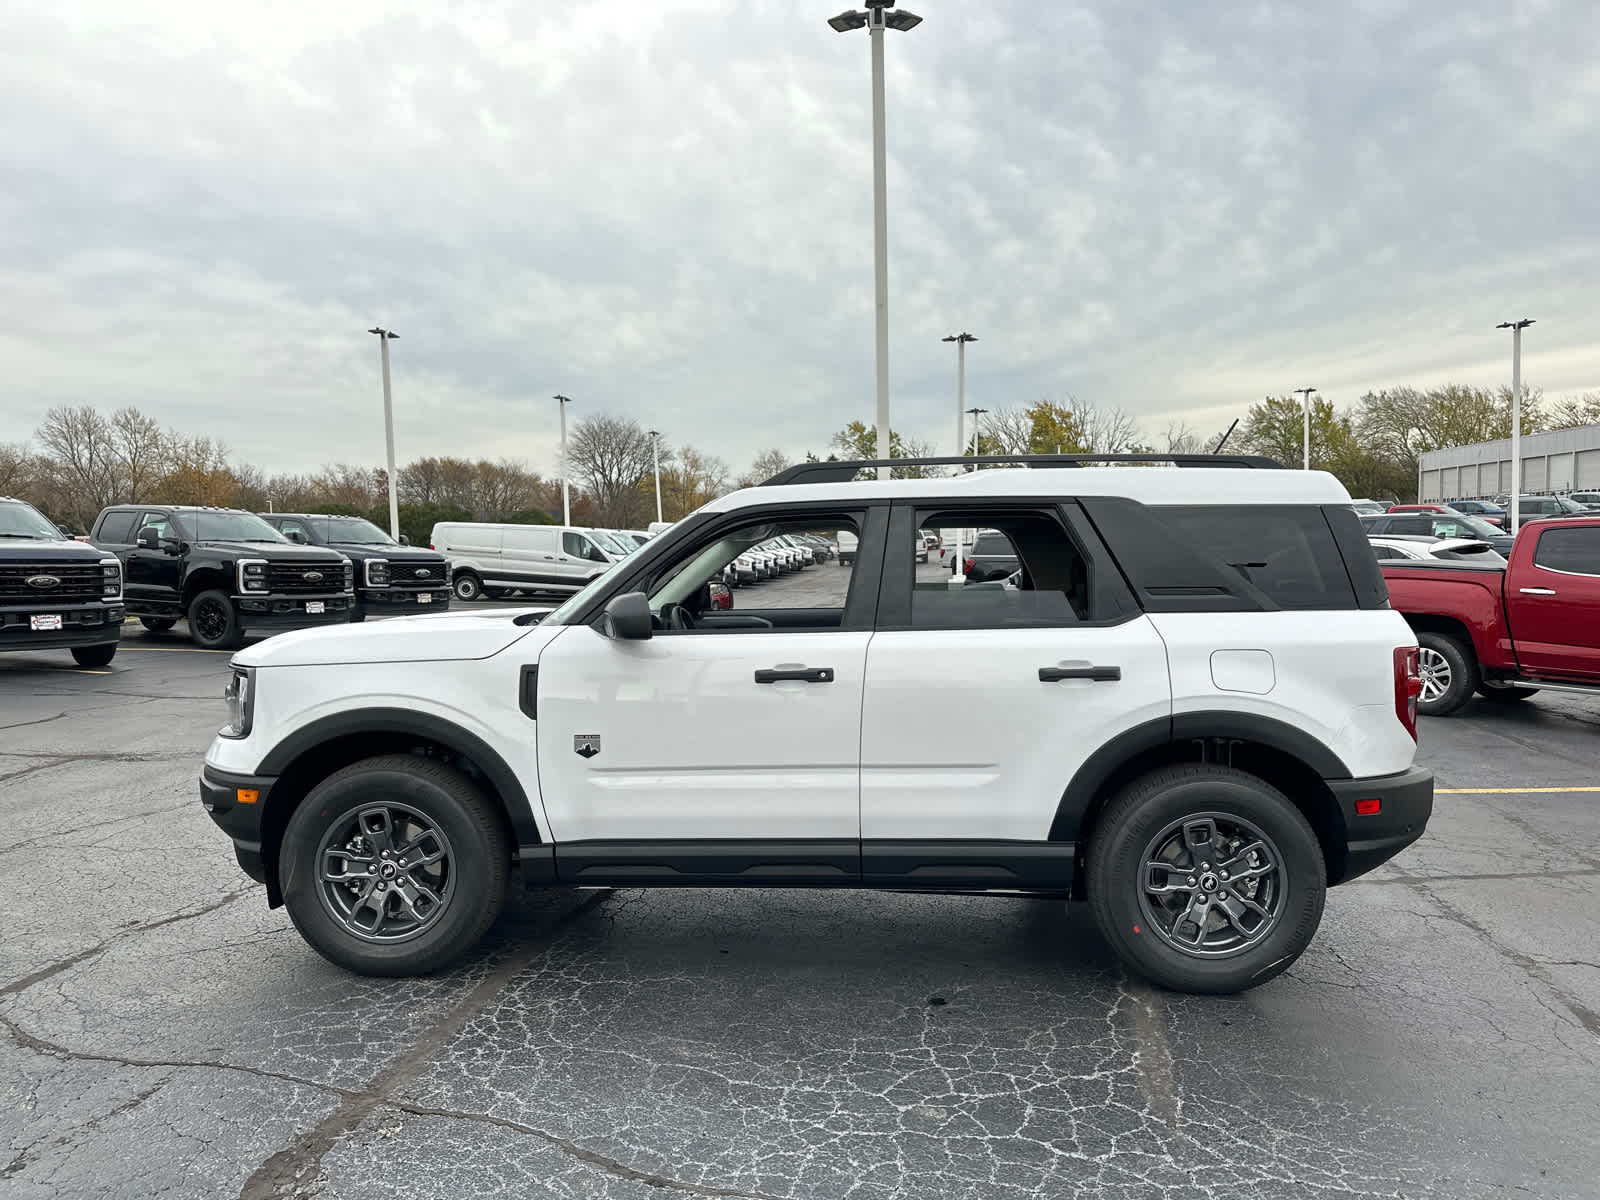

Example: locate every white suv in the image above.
[201,455,1432,994]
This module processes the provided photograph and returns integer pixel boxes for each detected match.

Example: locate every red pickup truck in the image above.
[1380,516,1600,715]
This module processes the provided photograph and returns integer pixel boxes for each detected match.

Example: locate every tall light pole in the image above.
[829,1,922,480]
[1497,319,1535,533]
[967,406,988,465]
[1293,387,1316,470]
[951,405,988,583]
[367,327,401,539]
[943,332,977,467]
[553,394,573,525]
[648,429,663,523]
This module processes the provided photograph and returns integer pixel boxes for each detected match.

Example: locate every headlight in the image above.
[100,559,121,598]
[238,560,269,593]
[221,667,253,739]
[365,559,390,587]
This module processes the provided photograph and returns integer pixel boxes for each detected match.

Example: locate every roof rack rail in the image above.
[760,453,1287,487]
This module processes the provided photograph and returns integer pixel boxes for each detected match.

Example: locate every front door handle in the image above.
[1039,665,1122,682]
[754,666,834,684]
[1518,587,1556,596]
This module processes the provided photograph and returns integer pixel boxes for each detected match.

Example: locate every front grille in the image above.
[0,562,105,605]
[387,563,448,590]
[267,562,345,594]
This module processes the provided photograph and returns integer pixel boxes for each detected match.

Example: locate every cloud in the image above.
[3,0,1597,480]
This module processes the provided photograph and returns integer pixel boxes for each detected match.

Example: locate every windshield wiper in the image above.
[0,532,48,539]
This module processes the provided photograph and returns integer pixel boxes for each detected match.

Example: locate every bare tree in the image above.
[1156,420,1204,454]
[0,443,40,498]
[984,409,1034,455]
[35,405,120,526]
[737,448,792,488]
[567,414,656,527]
[1067,398,1142,455]
[110,407,166,503]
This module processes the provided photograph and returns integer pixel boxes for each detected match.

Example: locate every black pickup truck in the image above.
[91,505,353,649]
[1,496,124,667]
[257,513,451,622]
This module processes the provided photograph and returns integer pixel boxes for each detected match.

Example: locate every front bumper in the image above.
[1328,765,1434,882]
[233,593,352,629]
[357,587,451,611]
[0,604,124,650]
[200,764,275,889]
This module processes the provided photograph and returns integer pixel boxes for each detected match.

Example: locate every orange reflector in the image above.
[236,788,260,805]
[1355,798,1381,815]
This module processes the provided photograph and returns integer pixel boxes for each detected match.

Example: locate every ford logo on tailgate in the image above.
[27,575,61,589]
[303,570,324,583]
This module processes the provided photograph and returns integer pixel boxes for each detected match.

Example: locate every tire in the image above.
[186,589,244,650]
[278,755,510,976]
[139,617,177,633]
[71,643,117,668]
[1087,764,1326,995]
[1476,682,1538,703]
[348,605,367,624]
[1416,632,1479,717]
[452,572,483,602]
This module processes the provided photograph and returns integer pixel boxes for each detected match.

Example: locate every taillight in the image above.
[1394,646,1421,740]
[964,557,975,574]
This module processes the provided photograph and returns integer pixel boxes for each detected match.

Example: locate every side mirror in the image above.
[284,530,307,544]
[398,534,411,546]
[57,524,72,538]
[589,545,609,563]
[137,527,161,551]
[601,592,653,640]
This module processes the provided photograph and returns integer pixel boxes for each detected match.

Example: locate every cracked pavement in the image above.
[2,627,1598,1198]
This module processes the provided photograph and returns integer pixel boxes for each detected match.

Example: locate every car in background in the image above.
[1368,535,1504,564]
[1360,511,1514,556]
[1350,499,1390,516]
[963,530,1020,583]
[0,494,124,667]
[259,512,451,623]
[1387,503,1452,515]
[1512,494,1593,524]
[1444,499,1507,527]
[920,529,941,551]
[1568,492,1600,509]
[836,529,859,566]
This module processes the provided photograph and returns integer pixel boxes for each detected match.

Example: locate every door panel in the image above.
[534,624,871,845]
[1506,526,1600,677]
[859,621,1171,843]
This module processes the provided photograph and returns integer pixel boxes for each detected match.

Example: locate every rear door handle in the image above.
[1039,665,1121,682]
[754,666,834,684]
[1518,587,1556,596]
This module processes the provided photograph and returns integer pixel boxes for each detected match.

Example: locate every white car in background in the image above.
[1368,535,1505,564]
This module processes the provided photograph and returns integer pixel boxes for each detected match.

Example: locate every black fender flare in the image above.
[257,707,541,846]
[1048,711,1351,841]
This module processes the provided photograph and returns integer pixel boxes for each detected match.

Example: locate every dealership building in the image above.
[1417,422,1600,501]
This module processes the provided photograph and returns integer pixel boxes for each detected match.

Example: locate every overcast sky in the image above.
[5,0,1598,480]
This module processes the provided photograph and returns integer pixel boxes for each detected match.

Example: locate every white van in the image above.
[429,522,622,601]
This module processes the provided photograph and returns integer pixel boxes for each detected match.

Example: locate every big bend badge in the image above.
[574,734,601,760]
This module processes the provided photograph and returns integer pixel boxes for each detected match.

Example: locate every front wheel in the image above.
[1087,765,1326,994]
[1476,681,1538,703]
[139,617,177,633]
[279,755,510,975]
[1416,632,1479,716]
[452,573,482,602]
[71,643,117,668]
[348,605,367,624]
[187,589,244,650]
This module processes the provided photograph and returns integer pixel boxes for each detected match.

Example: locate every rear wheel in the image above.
[1476,681,1538,703]
[187,589,244,650]
[139,617,177,633]
[452,572,483,602]
[1087,765,1326,994]
[279,755,510,975]
[1416,632,1478,716]
[71,643,117,668]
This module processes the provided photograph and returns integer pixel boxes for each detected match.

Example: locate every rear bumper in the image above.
[200,764,274,888]
[0,604,123,650]
[1328,765,1434,883]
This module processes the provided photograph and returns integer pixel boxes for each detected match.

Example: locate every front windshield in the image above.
[182,510,286,543]
[0,499,62,540]
[588,530,633,556]
[314,517,395,545]
[1556,496,1588,513]
[543,559,630,625]
[1448,515,1504,539]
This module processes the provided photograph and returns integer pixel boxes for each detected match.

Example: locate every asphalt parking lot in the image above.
[2,576,1598,1199]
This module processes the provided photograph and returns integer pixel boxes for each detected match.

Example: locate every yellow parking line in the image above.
[1437,787,1600,794]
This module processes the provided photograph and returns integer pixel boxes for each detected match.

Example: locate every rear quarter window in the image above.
[1533,527,1600,575]
[1155,505,1360,610]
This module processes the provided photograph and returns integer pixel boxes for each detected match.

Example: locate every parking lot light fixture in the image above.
[1496,319,1535,534]
[830,0,922,480]
[943,333,977,465]
[1293,387,1316,471]
[367,327,401,539]
[648,430,663,524]
[554,395,573,525]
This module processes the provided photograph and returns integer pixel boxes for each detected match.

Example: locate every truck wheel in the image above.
[278,755,510,976]
[71,643,117,668]
[453,572,482,602]
[1416,632,1478,716]
[1087,764,1326,995]
[139,617,177,634]
[348,604,367,624]
[1476,681,1538,703]
[187,589,245,650]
